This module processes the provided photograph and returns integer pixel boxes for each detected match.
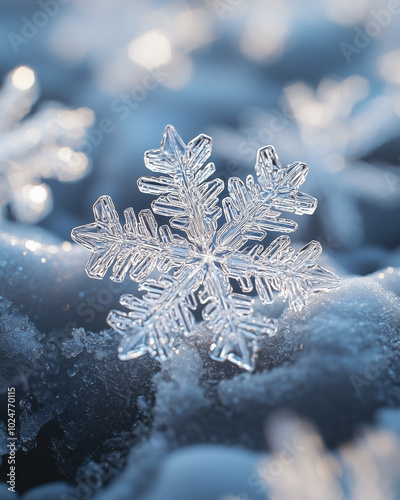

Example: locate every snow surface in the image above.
[2,221,399,498]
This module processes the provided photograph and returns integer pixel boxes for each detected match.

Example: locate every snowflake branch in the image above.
[223,235,341,311]
[71,195,199,282]
[199,263,276,371]
[216,145,317,251]
[138,125,224,247]
[108,267,204,360]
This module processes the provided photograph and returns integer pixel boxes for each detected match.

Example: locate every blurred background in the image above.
[1,0,399,275]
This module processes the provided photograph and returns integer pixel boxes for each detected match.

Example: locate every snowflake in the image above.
[212,76,400,247]
[0,65,94,223]
[71,125,340,371]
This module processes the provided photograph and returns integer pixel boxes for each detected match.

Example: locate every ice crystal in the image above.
[72,125,340,371]
[213,76,400,247]
[0,65,94,223]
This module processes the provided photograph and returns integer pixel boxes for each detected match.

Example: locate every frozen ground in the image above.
[0,221,400,498]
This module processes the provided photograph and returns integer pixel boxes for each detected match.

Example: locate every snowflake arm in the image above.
[138,125,224,247]
[216,145,317,250]
[71,195,198,282]
[199,264,276,371]
[223,235,341,312]
[108,268,204,361]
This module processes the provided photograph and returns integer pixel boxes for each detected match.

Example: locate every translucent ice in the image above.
[72,125,340,371]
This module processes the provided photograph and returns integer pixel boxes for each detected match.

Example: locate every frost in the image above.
[17,325,158,462]
[371,266,400,298]
[72,125,339,371]
[0,66,94,223]
[81,276,400,500]
[151,347,209,429]
[217,278,400,445]
[0,297,43,390]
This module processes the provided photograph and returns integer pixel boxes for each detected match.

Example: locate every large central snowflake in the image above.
[72,125,340,371]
